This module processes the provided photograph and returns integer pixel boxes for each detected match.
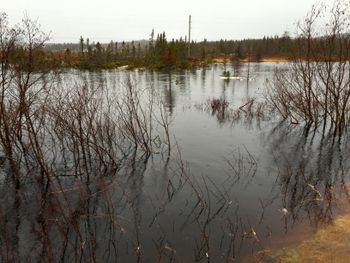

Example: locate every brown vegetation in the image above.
[267,0,350,138]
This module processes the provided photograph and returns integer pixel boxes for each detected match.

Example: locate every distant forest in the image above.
[45,31,294,70]
[34,27,350,71]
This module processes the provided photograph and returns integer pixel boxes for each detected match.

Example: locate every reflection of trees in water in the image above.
[265,123,350,230]
[1,85,344,261]
[201,67,207,86]
[1,13,330,262]
[0,142,268,262]
[163,73,175,116]
[4,120,348,262]
[197,96,267,129]
[1,17,347,259]
[0,151,149,262]
[0,66,172,261]
[231,60,242,77]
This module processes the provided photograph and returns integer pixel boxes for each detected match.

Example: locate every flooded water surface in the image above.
[1,62,350,262]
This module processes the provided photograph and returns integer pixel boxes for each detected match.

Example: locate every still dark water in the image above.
[1,62,350,262]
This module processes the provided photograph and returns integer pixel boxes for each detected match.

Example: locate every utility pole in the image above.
[188,15,191,57]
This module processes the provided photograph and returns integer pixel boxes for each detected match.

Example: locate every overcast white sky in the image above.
[3,0,324,43]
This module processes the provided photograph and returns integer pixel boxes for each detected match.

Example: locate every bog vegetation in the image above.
[268,1,350,137]
[0,12,172,183]
[1,0,350,261]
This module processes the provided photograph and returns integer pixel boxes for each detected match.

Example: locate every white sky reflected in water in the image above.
[3,0,325,43]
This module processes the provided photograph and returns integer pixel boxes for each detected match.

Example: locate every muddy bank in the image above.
[254,212,350,263]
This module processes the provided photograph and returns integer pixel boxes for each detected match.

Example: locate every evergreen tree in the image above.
[79,36,84,54]
[131,41,136,59]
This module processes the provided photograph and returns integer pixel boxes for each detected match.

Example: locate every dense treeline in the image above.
[8,14,350,71]
[48,32,296,70]
[192,33,294,59]
[60,30,350,71]
[5,30,350,71]
[71,32,195,70]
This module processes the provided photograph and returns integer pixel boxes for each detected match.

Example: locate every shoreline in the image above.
[58,56,291,71]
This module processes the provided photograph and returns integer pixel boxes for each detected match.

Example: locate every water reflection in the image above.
[1,63,349,262]
[162,73,175,115]
[243,125,350,262]
[265,124,350,229]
